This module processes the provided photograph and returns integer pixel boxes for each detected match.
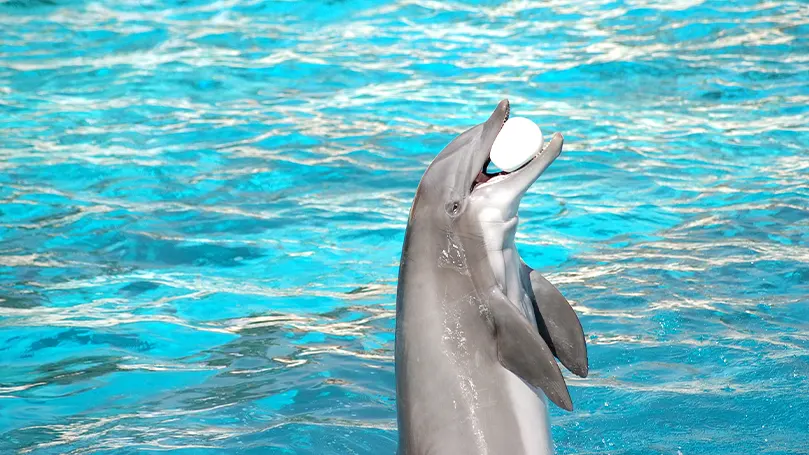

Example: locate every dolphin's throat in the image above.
[477,212,532,316]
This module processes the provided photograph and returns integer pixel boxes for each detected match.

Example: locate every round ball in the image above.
[489,117,544,172]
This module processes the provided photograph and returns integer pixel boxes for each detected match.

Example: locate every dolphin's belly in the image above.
[396,295,553,455]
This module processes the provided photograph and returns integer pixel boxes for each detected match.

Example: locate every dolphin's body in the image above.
[395,100,588,455]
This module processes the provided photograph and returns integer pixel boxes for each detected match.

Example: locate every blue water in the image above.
[1,0,808,453]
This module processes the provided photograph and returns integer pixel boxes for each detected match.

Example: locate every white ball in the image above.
[489,116,544,172]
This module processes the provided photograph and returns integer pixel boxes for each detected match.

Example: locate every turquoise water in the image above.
[1,0,808,453]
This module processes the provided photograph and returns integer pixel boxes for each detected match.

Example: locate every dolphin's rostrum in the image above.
[395,100,588,455]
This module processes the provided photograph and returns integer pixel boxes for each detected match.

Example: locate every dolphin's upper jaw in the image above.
[470,103,508,188]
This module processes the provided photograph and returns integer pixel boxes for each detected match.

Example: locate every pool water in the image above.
[1,0,808,453]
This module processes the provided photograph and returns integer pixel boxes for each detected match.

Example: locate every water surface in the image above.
[1,0,808,453]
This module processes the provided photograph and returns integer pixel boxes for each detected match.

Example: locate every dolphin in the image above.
[394,99,588,455]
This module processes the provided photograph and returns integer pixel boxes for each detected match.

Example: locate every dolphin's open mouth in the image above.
[471,105,547,191]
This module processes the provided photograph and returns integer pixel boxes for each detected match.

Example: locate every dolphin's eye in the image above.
[445,201,461,216]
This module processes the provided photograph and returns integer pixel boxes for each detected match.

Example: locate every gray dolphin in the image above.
[395,100,588,455]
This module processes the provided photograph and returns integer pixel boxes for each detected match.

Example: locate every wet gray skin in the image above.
[395,100,588,455]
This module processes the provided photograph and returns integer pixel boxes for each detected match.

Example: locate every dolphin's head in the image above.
[416,99,563,249]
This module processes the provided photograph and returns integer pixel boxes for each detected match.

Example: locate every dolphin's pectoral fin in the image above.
[521,262,589,379]
[486,287,574,411]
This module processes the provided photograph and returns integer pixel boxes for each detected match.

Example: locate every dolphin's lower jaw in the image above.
[395,100,587,455]
[472,132,565,201]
